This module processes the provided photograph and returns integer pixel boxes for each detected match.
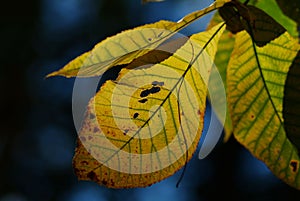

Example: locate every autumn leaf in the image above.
[227,29,300,189]
[46,0,300,191]
[46,0,230,78]
[72,23,225,188]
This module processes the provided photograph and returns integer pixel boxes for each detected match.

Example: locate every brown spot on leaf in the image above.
[81,161,88,166]
[102,180,108,186]
[87,171,98,182]
[88,136,93,140]
[197,109,201,115]
[140,89,151,97]
[290,160,299,172]
[110,179,115,187]
[133,113,139,119]
[90,113,96,119]
[149,86,161,94]
[93,127,100,133]
[138,98,148,103]
[140,86,161,97]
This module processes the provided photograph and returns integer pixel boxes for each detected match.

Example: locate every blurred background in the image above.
[1,0,300,200]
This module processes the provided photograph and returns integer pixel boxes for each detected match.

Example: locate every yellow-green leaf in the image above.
[207,12,234,142]
[47,0,230,78]
[227,30,300,189]
[73,23,225,188]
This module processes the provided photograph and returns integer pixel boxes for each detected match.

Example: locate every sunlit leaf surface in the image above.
[227,30,300,189]
[47,0,230,78]
[73,24,225,188]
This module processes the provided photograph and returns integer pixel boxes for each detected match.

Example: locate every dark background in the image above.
[1,0,300,200]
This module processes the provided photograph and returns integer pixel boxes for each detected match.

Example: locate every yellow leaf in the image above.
[47,0,231,78]
[73,24,225,188]
[227,30,300,189]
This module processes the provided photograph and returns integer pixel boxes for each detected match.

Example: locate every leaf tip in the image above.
[45,71,58,79]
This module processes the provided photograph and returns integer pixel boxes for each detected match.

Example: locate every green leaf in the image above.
[47,0,230,78]
[227,30,300,189]
[72,23,225,188]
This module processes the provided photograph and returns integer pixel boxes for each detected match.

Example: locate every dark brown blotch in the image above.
[140,89,151,97]
[140,86,161,97]
[290,160,299,172]
[87,171,98,181]
[133,113,139,119]
[138,98,148,103]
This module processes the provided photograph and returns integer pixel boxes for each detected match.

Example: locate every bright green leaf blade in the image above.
[227,30,300,189]
[283,51,300,152]
[47,0,231,78]
[72,24,225,188]
[207,12,234,142]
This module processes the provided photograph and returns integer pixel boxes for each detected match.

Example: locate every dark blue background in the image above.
[1,0,300,200]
